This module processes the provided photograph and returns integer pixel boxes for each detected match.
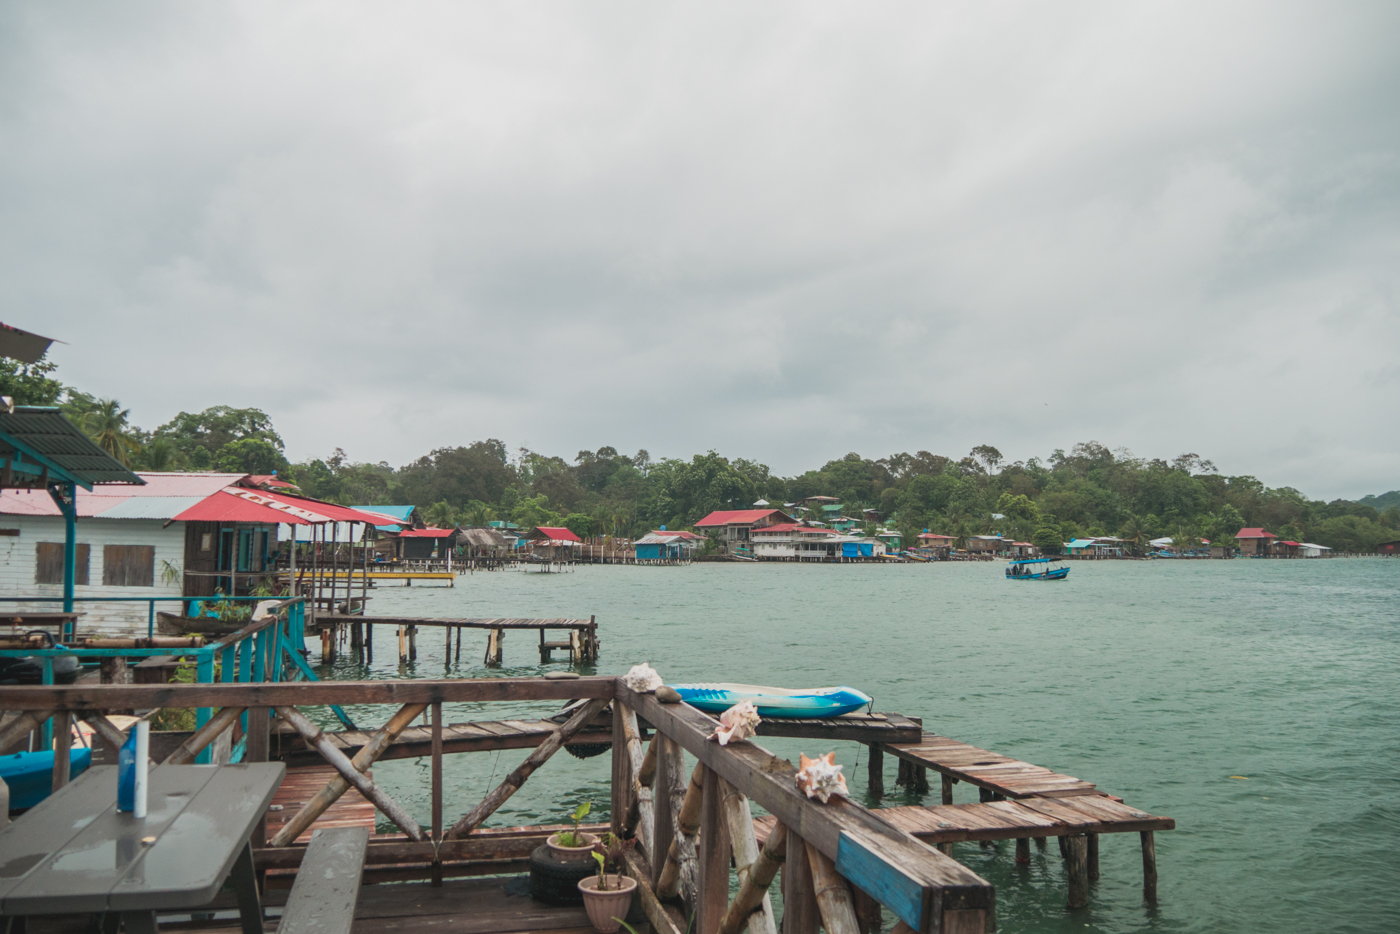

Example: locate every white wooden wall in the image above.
[0,516,186,637]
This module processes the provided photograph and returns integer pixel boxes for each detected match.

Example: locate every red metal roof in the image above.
[241,474,297,489]
[650,530,701,540]
[918,533,955,540]
[533,526,582,543]
[172,489,315,525]
[399,528,456,538]
[1236,528,1275,539]
[1278,540,1300,546]
[694,509,789,527]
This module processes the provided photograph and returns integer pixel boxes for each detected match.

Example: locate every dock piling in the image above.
[1065,835,1089,908]
[867,744,884,799]
[1140,831,1158,903]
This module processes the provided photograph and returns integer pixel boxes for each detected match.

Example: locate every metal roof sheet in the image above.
[694,509,791,527]
[0,407,142,487]
[93,496,209,520]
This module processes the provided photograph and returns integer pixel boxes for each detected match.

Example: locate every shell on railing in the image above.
[623,662,664,693]
[711,700,760,745]
[795,752,848,803]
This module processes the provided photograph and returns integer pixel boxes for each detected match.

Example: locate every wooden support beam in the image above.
[639,733,658,787]
[446,696,611,838]
[721,821,785,934]
[652,734,677,889]
[622,708,655,851]
[275,705,425,841]
[867,745,883,799]
[941,776,954,805]
[851,886,881,934]
[81,711,133,755]
[162,707,246,766]
[1015,837,1031,864]
[1141,831,1158,904]
[658,762,705,897]
[431,701,443,886]
[805,840,860,934]
[782,830,818,934]
[0,711,45,753]
[270,703,427,846]
[624,846,688,934]
[51,710,71,791]
[1065,834,1089,909]
[718,778,777,934]
[697,767,732,934]
[1088,832,1099,880]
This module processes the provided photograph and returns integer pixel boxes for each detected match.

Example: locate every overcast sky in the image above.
[3,2,1397,498]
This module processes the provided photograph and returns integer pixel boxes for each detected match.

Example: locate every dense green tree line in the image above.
[6,359,1398,552]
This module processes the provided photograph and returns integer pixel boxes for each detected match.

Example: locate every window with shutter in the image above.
[103,545,156,587]
[36,543,92,585]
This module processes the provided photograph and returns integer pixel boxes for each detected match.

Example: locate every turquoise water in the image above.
[316,559,1400,934]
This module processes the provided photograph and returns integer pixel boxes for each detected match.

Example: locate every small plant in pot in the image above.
[578,841,638,934]
[547,802,600,859]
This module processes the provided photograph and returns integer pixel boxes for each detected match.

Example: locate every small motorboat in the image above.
[666,683,873,718]
[1005,557,1070,581]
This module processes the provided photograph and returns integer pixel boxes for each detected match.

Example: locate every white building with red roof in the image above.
[693,509,794,555]
[0,472,401,636]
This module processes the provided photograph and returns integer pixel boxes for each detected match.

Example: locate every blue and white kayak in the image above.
[667,683,873,718]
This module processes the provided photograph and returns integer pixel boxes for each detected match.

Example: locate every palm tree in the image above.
[140,438,181,472]
[83,399,141,466]
[1119,515,1150,556]
[464,503,496,528]
[424,501,458,528]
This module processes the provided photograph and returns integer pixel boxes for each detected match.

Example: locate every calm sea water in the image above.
[314,558,1400,934]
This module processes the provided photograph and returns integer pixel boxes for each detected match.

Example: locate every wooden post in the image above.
[719,815,784,934]
[397,626,407,663]
[320,627,332,663]
[942,775,954,805]
[99,656,129,685]
[408,625,417,660]
[913,765,929,795]
[51,710,71,792]
[1087,832,1099,880]
[658,762,705,897]
[866,744,883,799]
[804,841,860,934]
[652,734,676,887]
[1015,837,1031,864]
[1065,834,1089,909]
[781,830,818,934]
[1035,835,1047,850]
[622,709,655,850]
[431,701,443,886]
[611,701,628,839]
[718,778,776,934]
[696,767,731,934]
[1140,831,1158,903]
[851,887,881,934]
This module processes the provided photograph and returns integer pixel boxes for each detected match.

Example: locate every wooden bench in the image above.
[277,826,369,934]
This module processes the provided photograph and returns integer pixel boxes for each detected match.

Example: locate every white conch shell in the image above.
[795,752,848,803]
[711,701,761,745]
[623,663,664,693]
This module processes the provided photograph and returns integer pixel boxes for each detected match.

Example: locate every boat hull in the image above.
[667,683,872,718]
[0,748,93,809]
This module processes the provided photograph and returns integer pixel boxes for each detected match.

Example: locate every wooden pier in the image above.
[1,673,1175,933]
[318,615,600,666]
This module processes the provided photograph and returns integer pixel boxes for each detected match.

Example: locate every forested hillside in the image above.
[6,358,1397,552]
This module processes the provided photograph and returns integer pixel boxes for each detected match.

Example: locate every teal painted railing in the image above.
[0,596,353,760]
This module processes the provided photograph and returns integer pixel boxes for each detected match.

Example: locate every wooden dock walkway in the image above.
[312,616,600,666]
[881,730,1098,798]
[876,795,1174,843]
[266,765,378,843]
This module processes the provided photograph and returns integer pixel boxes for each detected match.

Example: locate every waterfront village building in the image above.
[1,473,395,637]
[1065,538,1128,557]
[693,509,794,555]
[748,523,887,561]
[1377,539,1400,556]
[965,535,1007,555]
[529,526,583,562]
[396,527,459,562]
[633,530,701,561]
[915,533,955,557]
[1235,528,1276,556]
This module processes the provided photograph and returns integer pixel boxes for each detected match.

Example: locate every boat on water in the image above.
[1005,557,1070,581]
[0,747,92,809]
[667,683,873,718]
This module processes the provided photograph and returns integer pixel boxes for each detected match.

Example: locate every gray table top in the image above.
[0,762,285,916]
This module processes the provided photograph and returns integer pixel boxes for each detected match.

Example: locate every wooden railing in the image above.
[0,677,995,934]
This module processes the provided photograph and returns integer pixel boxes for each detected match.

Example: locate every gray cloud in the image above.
[4,1,1397,497]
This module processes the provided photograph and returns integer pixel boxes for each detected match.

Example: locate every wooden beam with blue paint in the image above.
[621,684,994,934]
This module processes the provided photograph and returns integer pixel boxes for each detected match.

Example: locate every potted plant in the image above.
[547,801,600,859]
[578,843,637,934]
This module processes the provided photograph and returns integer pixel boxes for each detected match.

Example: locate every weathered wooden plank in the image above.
[277,827,368,934]
[0,677,616,710]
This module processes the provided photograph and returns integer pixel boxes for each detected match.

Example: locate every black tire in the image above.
[529,845,595,905]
